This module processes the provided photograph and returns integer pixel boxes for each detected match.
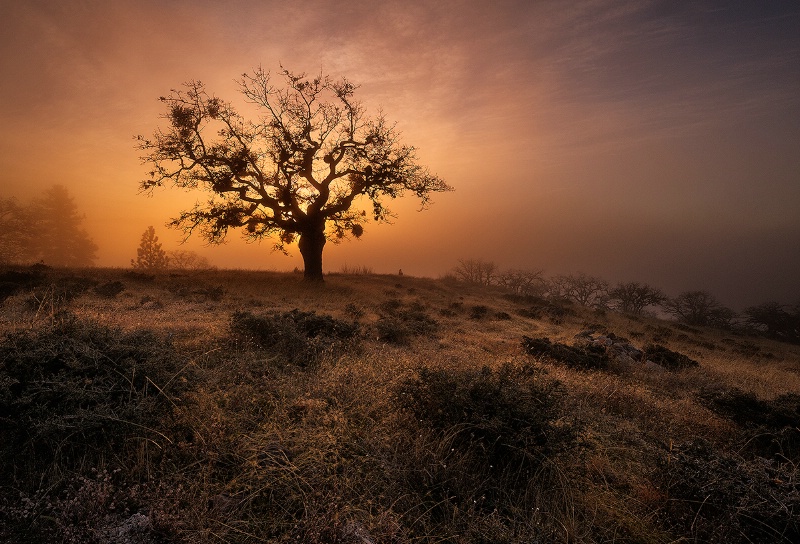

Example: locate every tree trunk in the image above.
[298,224,326,282]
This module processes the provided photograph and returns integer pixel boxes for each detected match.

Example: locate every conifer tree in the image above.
[131,226,169,271]
[28,185,98,267]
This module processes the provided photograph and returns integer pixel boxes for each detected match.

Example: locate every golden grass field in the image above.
[1,267,798,543]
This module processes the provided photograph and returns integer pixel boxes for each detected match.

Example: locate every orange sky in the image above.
[2,0,799,308]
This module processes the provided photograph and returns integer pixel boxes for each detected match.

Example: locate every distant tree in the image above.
[609,281,666,315]
[743,301,800,343]
[0,197,31,264]
[29,185,98,267]
[551,273,609,307]
[497,268,547,296]
[453,259,497,286]
[137,67,451,282]
[662,290,734,328]
[132,226,169,271]
[167,249,212,271]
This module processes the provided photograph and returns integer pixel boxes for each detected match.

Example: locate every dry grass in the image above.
[1,266,798,543]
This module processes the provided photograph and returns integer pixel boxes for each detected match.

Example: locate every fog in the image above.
[1,0,799,308]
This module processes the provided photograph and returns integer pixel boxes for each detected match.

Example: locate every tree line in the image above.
[0,185,98,267]
[450,258,800,344]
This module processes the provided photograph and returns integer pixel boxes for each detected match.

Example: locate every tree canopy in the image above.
[138,67,451,281]
[609,282,665,315]
[663,290,734,328]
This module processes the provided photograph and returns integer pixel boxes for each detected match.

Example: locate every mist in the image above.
[1,0,799,309]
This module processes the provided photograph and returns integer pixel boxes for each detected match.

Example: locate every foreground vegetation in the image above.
[1,266,798,543]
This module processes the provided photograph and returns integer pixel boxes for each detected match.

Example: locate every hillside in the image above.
[1,266,798,543]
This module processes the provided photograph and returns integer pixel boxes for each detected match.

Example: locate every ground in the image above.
[1,266,798,543]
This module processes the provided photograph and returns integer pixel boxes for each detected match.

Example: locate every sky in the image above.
[1,0,799,308]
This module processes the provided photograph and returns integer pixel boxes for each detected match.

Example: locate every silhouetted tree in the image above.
[29,185,98,267]
[137,67,451,282]
[662,290,734,328]
[497,268,547,296]
[0,197,31,264]
[609,281,665,315]
[551,273,609,307]
[132,226,169,271]
[743,301,800,343]
[453,258,497,286]
[167,249,212,271]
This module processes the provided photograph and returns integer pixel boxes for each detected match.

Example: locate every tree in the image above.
[609,281,665,315]
[550,273,609,307]
[132,226,169,271]
[137,67,451,282]
[452,258,498,286]
[662,290,734,328]
[167,249,212,271]
[497,268,547,296]
[29,185,98,267]
[0,197,31,264]
[743,301,800,343]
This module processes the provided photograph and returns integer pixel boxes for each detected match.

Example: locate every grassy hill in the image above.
[1,266,798,543]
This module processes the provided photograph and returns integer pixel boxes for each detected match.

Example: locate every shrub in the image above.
[660,440,799,543]
[194,285,224,302]
[94,280,125,298]
[516,297,576,323]
[469,305,489,319]
[230,309,359,366]
[398,364,572,460]
[642,344,699,370]
[522,336,609,370]
[343,302,364,319]
[699,388,800,460]
[0,268,47,287]
[376,300,438,344]
[123,270,156,282]
[395,364,577,515]
[0,314,183,484]
[0,282,20,304]
[28,276,97,311]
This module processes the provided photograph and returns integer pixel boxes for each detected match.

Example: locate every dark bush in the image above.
[231,309,359,366]
[0,282,20,304]
[0,314,183,483]
[469,305,489,319]
[94,280,125,298]
[516,298,576,323]
[123,270,156,282]
[379,297,403,313]
[344,302,364,319]
[395,364,577,514]
[375,316,414,344]
[642,344,699,370]
[397,364,572,459]
[699,388,800,460]
[522,336,609,370]
[376,300,438,344]
[28,276,97,310]
[660,440,799,543]
[194,285,224,301]
[0,268,46,287]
